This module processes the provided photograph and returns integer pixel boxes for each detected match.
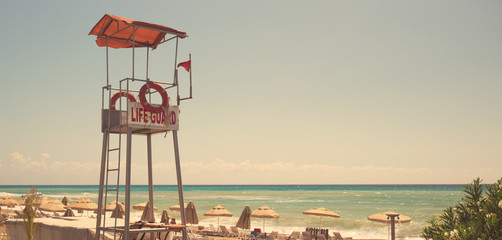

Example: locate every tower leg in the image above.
[147,133,155,240]
[147,133,154,221]
[96,131,109,239]
[173,130,187,240]
[124,128,133,240]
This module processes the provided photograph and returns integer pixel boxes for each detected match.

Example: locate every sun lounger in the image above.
[189,225,201,234]
[256,232,267,239]
[316,234,326,240]
[302,231,312,240]
[332,232,344,240]
[220,225,237,237]
[242,231,257,240]
[267,231,279,240]
[230,226,241,237]
[288,231,301,240]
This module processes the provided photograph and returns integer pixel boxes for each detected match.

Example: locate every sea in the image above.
[0,185,466,239]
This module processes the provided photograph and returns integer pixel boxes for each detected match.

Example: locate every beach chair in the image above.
[332,232,343,240]
[209,224,216,232]
[288,231,301,240]
[242,230,257,240]
[256,232,267,239]
[190,225,202,234]
[302,231,312,240]
[316,234,326,240]
[230,226,241,237]
[220,225,235,237]
[267,231,279,240]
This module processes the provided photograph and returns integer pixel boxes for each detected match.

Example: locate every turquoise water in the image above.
[0,185,464,239]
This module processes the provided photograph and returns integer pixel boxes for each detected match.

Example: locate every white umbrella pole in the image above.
[319,216,323,230]
[218,216,220,228]
[387,223,390,240]
[263,219,265,232]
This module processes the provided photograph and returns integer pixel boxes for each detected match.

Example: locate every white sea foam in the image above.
[0,192,24,197]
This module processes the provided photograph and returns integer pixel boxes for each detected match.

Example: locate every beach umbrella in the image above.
[169,203,188,211]
[106,200,125,211]
[19,197,46,206]
[368,211,411,240]
[141,201,156,222]
[111,204,125,219]
[204,205,233,227]
[62,196,69,206]
[236,206,252,230]
[133,201,158,211]
[160,210,170,224]
[39,199,67,213]
[66,199,98,211]
[0,196,19,208]
[0,207,4,226]
[251,206,279,232]
[0,206,4,226]
[185,201,199,225]
[63,208,75,217]
[303,207,340,229]
[367,211,411,224]
[33,197,49,207]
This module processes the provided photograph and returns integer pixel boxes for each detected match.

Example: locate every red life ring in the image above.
[110,92,137,110]
[138,82,169,113]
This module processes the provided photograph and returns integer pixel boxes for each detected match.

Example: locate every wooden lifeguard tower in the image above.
[89,14,192,240]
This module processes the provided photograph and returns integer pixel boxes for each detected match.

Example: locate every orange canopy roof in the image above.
[89,14,188,49]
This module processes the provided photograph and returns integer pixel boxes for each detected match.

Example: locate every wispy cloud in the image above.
[1,152,100,185]
[1,153,499,185]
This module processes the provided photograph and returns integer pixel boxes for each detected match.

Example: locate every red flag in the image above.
[177,60,191,72]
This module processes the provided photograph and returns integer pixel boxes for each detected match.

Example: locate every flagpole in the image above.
[189,54,192,99]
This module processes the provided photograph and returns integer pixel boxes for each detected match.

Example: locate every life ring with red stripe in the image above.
[138,82,169,113]
[110,92,137,110]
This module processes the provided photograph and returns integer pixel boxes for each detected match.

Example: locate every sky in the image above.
[0,1,501,185]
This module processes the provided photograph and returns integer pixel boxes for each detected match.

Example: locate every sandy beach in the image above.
[1,204,416,240]
[0,204,391,240]
[0,225,7,237]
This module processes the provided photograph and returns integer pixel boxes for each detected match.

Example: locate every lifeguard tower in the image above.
[89,14,192,240]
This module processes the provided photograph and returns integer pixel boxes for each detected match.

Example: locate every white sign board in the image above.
[127,102,179,131]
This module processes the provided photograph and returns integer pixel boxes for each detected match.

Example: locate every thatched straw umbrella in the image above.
[0,196,19,208]
[303,207,340,229]
[39,200,67,213]
[133,201,158,211]
[0,206,4,226]
[251,206,279,232]
[204,205,233,227]
[169,203,187,211]
[367,211,411,224]
[368,211,411,240]
[33,197,49,206]
[106,200,125,211]
[66,199,98,216]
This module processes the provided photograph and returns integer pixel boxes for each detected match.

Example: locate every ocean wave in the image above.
[0,192,24,197]
[274,199,325,203]
[188,195,273,201]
